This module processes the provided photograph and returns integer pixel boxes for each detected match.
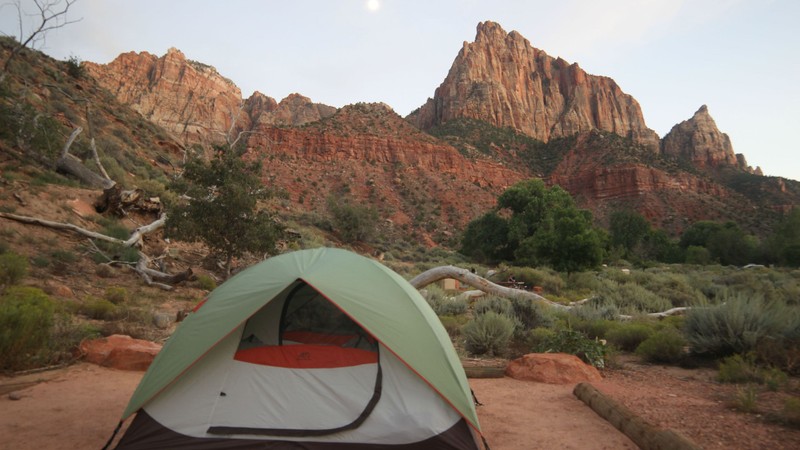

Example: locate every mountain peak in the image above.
[662,105,739,170]
[411,21,659,149]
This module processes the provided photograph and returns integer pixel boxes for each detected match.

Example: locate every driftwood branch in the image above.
[410,265,570,311]
[411,266,696,320]
[0,212,187,289]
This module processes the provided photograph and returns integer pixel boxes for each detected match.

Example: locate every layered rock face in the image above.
[85,49,336,146]
[245,103,528,241]
[412,21,660,149]
[85,48,244,145]
[661,105,747,171]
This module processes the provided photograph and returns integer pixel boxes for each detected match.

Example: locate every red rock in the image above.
[661,105,743,171]
[505,353,602,384]
[84,49,335,146]
[80,335,161,371]
[411,21,660,150]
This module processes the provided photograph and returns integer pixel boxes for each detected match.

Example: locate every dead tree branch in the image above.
[411,265,695,320]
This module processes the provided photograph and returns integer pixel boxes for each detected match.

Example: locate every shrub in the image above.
[635,328,687,364]
[0,252,28,286]
[463,312,516,356]
[685,292,792,357]
[717,354,762,383]
[196,274,217,291]
[732,385,759,413]
[79,296,118,320]
[327,196,378,243]
[535,328,608,368]
[782,397,800,427]
[607,322,656,352]
[570,318,619,340]
[597,281,672,314]
[438,315,467,338]
[508,267,565,294]
[474,296,514,318]
[525,327,556,350]
[104,287,128,305]
[510,297,554,331]
[0,287,55,370]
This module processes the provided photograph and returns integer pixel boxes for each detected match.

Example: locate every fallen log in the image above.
[411,265,698,320]
[573,383,702,450]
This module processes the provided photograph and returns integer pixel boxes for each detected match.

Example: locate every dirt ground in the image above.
[1,360,799,450]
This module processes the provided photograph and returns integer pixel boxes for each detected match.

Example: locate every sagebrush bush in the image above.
[597,281,672,314]
[685,292,792,357]
[606,322,656,352]
[474,296,514,317]
[535,328,608,368]
[426,293,468,317]
[510,297,554,331]
[0,286,55,370]
[0,251,28,286]
[635,328,686,363]
[462,312,515,356]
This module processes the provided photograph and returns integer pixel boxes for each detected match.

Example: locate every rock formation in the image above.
[244,103,528,241]
[85,49,335,146]
[661,105,743,170]
[411,21,660,149]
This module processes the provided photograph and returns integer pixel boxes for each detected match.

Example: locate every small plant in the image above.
[510,297,554,331]
[0,251,28,286]
[717,354,763,383]
[635,328,687,364]
[764,367,789,391]
[196,274,217,291]
[535,328,608,368]
[0,286,55,371]
[79,296,118,320]
[606,322,655,352]
[438,315,467,338]
[65,55,84,78]
[732,385,759,413]
[781,397,800,428]
[525,327,556,350]
[462,312,516,357]
[474,296,514,318]
[104,287,128,305]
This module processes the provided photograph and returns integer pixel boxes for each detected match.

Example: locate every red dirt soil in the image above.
[1,360,799,450]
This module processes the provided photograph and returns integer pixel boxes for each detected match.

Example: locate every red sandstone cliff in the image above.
[661,105,757,173]
[245,103,528,241]
[411,21,660,149]
[85,49,335,146]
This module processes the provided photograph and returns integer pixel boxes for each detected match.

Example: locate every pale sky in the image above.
[2,0,798,181]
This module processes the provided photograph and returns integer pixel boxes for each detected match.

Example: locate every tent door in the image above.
[207,281,382,437]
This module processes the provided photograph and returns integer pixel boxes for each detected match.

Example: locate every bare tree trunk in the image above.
[410,265,570,311]
[411,265,695,320]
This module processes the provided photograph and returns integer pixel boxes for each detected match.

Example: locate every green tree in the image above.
[679,221,724,248]
[768,208,800,267]
[461,179,605,272]
[459,212,511,263]
[168,148,284,277]
[609,210,651,258]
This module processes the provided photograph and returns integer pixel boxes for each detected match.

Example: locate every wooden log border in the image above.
[573,383,703,450]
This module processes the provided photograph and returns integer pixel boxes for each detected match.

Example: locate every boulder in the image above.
[505,353,602,384]
[80,334,162,371]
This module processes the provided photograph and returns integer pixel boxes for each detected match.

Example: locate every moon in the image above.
[366,0,380,12]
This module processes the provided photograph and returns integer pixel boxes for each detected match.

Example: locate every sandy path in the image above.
[0,363,635,450]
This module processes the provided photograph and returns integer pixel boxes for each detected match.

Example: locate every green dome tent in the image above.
[107,247,483,449]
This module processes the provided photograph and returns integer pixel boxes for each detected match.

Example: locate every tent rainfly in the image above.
[105,247,485,449]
